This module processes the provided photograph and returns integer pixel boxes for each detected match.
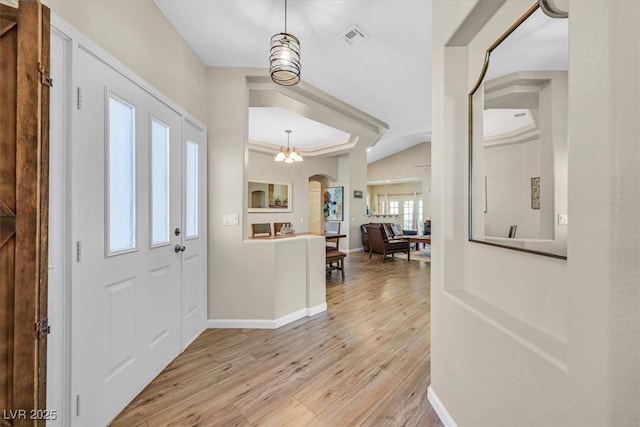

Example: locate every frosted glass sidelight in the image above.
[151,120,169,245]
[108,96,136,253]
[185,140,198,238]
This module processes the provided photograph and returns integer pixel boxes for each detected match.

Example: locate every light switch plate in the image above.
[558,214,568,225]
[223,214,239,226]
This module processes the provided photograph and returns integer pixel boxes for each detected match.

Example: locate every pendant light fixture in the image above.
[275,129,303,163]
[269,0,301,86]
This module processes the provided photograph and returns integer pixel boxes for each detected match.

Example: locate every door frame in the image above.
[47,14,207,425]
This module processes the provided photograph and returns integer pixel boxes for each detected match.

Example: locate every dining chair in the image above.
[324,221,341,250]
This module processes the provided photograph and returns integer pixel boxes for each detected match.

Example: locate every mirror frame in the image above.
[468,2,568,260]
[248,180,292,213]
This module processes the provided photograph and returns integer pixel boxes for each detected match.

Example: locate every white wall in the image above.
[338,150,370,250]
[45,0,207,123]
[208,66,272,320]
[431,1,640,425]
[484,139,540,237]
[367,141,431,182]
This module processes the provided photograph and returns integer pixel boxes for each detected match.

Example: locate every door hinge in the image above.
[77,87,83,110]
[76,394,80,416]
[35,318,50,338]
[76,240,82,262]
[38,63,53,87]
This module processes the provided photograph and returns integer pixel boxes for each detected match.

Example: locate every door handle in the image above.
[174,244,186,253]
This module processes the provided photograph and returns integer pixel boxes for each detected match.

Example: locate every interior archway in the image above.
[308,174,330,234]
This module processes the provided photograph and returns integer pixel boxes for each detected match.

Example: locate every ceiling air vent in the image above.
[341,25,368,47]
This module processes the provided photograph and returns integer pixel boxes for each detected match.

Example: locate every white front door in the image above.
[180,120,207,349]
[72,49,185,426]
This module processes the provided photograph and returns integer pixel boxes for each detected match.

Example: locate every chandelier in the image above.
[269,0,301,86]
[274,129,303,163]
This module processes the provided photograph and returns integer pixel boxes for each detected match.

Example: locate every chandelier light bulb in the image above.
[274,129,303,163]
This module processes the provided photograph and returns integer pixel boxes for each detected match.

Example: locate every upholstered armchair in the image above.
[365,224,410,262]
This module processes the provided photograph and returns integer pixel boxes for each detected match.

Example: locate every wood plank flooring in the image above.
[111,252,441,427]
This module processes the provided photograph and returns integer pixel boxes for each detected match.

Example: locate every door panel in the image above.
[72,49,183,426]
[0,6,18,416]
[149,265,171,346]
[309,188,322,234]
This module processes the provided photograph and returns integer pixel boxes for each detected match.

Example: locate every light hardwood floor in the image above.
[111,252,441,427]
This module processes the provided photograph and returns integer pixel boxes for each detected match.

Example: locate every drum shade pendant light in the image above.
[275,129,303,163]
[269,0,301,86]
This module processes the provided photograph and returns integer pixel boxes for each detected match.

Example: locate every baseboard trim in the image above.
[347,247,365,253]
[208,318,274,329]
[427,386,457,427]
[273,308,308,328]
[307,303,327,316]
[208,304,327,329]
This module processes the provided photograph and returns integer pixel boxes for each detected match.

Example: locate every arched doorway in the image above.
[308,175,329,234]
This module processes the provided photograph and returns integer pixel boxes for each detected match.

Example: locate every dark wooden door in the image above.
[0,1,50,425]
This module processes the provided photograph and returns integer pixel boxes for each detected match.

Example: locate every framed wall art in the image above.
[531,177,540,210]
[323,186,344,221]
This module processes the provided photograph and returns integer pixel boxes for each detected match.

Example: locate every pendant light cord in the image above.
[284,0,288,33]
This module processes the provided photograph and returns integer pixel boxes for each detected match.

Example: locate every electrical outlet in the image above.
[558,214,568,225]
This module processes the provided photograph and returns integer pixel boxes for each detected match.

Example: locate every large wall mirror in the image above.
[248,180,292,213]
[469,3,568,259]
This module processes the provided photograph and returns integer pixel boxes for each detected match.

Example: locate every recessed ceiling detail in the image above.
[246,76,388,158]
[248,107,353,156]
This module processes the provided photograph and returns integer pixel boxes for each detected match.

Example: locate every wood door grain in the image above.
[0,3,20,422]
[0,1,50,425]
